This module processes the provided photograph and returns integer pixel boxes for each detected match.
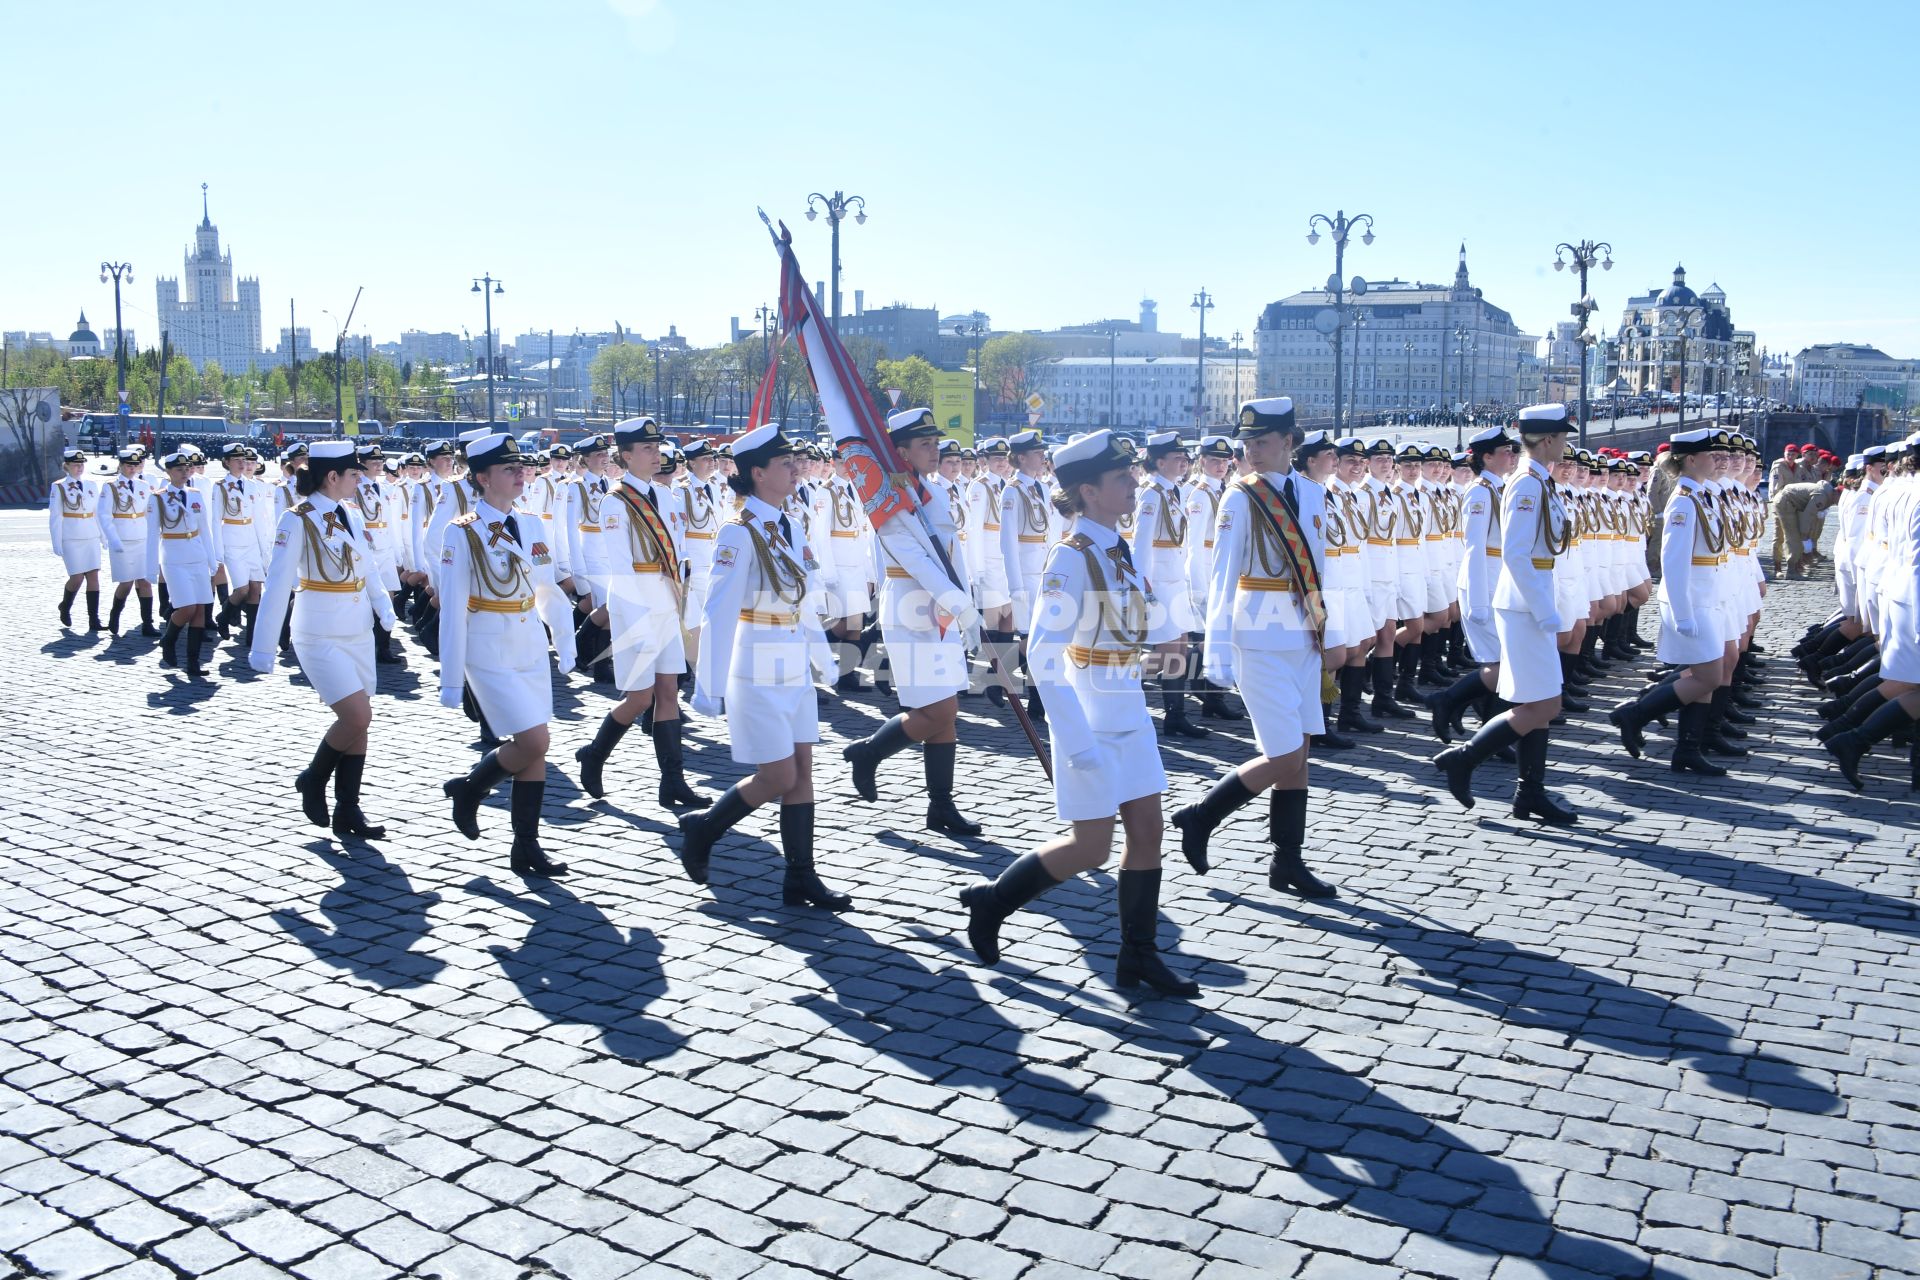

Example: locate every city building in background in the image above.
[1013,301,1185,360]
[1603,265,1737,403]
[65,313,100,358]
[1029,354,1247,432]
[399,330,465,368]
[1255,246,1533,417]
[1789,343,1916,408]
[154,189,263,372]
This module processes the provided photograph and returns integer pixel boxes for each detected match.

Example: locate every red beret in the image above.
[1784,444,1800,453]
[1656,442,1672,454]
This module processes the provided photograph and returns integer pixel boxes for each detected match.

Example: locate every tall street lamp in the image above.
[1553,239,1612,446]
[805,190,866,329]
[471,274,504,423]
[1190,289,1214,429]
[1306,209,1374,434]
[1347,310,1368,427]
[1403,339,1414,419]
[1669,307,1701,433]
[1101,324,1122,429]
[1451,328,1474,447]
[1229,328,1245,416]
[99,260,134,440]
[956,315,988,433]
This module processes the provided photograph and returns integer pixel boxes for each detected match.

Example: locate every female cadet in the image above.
[148,449,219,677]
[840,408,983,836]
[572,418,705,810]
[49,446,108,631]
[437,432,568,878]
[250,441,392,838]
[673,425,848,908]
[102,445,159,636]
[958,429,1197,997]
[1171,398,1340,899]
[1608,428,1741,775]
[211,442,272,650]
[1432,404,1578,826]
[351,443,405,665]
[999,429,1059,723]
[1296,431,1363,747]
[1425,426,1517,742]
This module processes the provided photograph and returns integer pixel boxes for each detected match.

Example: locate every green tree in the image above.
[591,343,655,416]
[264,367,291,413]
[979,334,1050,414]
[873,355,938,415]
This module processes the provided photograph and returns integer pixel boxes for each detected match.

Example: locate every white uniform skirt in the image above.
[1421,540,1452,613]
[1365,576,1394,633]
[59,537,103,575]
[467,653,553,738]
[881,623,968,709]
[1464,611,1500,664]
[1655,598,1726,667]
[1728,550,1761,620]
[1393,547,1424,620]
[1052,722,1164,822]
[607,577,687,689]
[294,630,377,706]
[977,545,1012,612]
[108,537,147,582]
[1238,648,1322,758]
[1551,561,1587,632]
[161,556,216,607]
[1320,581,1370,652]
[1495,608,1561,703]
[725,641,820,765]
[221,534,266,586]
[1881,597,1920,682]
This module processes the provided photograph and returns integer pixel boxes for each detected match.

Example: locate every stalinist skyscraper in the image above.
[155,184,263,372]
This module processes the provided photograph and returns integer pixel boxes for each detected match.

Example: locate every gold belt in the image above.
[162,531,199,540]
[1238,575,1295,592]
[112,512,141,519]
[1151,538,1182,548]
[1530,557,1555,569]
[1691,555,1723,566]
[1395,538,1419,547]
[61,512,93,519]
[830,530,859,538]
[739,608,799,626]
[1365,537,1389,546]
[1017,535,1047,544]
[983,521,1001,531]
[1424,534,1446,542]
[363,520,386,529]
[300,577,364,593]
[470,595,535,614]
[1485,547,1502,557]
[685,531,717,540]
[578,524,602,533]
[1067,644,1144,668]
[885,566,913,579]
[221,518,252,526]
[630,562,664,574]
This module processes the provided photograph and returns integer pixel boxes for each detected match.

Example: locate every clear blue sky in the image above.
[7,0,1915,361]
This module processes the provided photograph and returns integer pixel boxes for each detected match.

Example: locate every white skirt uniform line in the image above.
[1028,515,1176,821]
[251,490,394,705]
[352,473,403,593]
[677,457,725,622]
[212,474,271,585]
[1459,468,1505,663]
[102,471,152,582]
[696,494,832,766]
[1655,470,1727,667]
[1129,460,1196,636]
[997,445,1055,629]
[147,483,217,609]
[438,504,552,738]
[1316,484,1368,651]
[1492,457,1569,705]
[964,466,1012,613]
[1359,467,1399,632]
[602,471,689,688]
[48,470,108,576]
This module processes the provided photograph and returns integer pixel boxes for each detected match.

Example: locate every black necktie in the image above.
[779,515,793,546]
[338,507,355,539]
[1116,538,1135,572]
[504,513,522,545]
[640,486,658,512]
[1282,475,1299,518]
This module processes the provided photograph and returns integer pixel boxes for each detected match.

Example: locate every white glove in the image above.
[376,606,398,632]
[1467,606,1492,626]
[691,691,723,718]
[963,617,983,654]
[1065,747,1101,774]
[1536,611,1563,634]
[247,649,274,675]
[1675,617,1698,638]
[809,643,836,682]
[440,685,464,710]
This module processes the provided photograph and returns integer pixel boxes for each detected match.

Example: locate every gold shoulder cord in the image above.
[1018,480,1049,536]
[299,511,360,584]
[1060,534,1146,664]
[1402,487,1425,538]
[743,521,807,606]
[1540,480,1569,557]
[1690,491,1726,555]
[1323,501,1349,550]
[462,524,531,604]
[59,482,88,514]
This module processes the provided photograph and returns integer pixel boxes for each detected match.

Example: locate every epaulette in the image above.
[450,511,480,528]
[1063,533,1093,551]
[290,501,313,515]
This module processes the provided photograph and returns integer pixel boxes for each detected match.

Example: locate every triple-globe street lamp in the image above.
[1552,239,1612,446]
[471,274,505,422]
[1306,210,1373,434]
[805,191,866,329]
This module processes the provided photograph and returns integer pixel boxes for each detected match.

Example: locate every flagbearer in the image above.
[842,408,984,836]
[250,441,392,840]
[1172,398,1338,898]
[438,432,568,877]
[1433,404,1578,825]
[960,430,1199,996]
[676,425,848,907]
[574,418,705,809]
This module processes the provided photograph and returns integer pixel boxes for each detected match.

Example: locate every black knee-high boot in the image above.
[1511,730,1576,825]
[924,741,981,836]
[958,851,1058,966]
[1416,632,1448,687]
[1608,680,1685,759]
[1159,668,1208,739]
[510,780,568,876]
[157,580,171,617]
[1338,664,1382,732]
[1268,789,1334,899]
[85,589,102,632]
[213,582,231,636]
[844,713,914,802]
[1170,773,1257,874]
[1433,714,1522,809]
[1827,698,1917,792]
[57,585,76,627]
[676,783,754,884]
[107,592,125,635]
[1818,687,1885,743]
[138,593,157,636]
[1702,688,1749,757]
[653,720,707,809]
[159,621,181,668]
[1370,653,1413,719]
[1394,643,1427,705]
[780,803,849,909]
[296,740,345,828]
[331,754,385,839]
[444,749,511,840]
[1428,668,1490,745]
[238,602,257,648]
[1115,869,1199,998]
[574,712,631,799]
[1671,702,1728,776]
[184,626,206,678]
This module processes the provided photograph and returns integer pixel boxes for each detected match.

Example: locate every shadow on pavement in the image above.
[270,845,445,989]
[1229,892,1842,1114]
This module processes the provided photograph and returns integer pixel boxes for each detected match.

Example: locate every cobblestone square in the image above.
[2,509,1916,1280]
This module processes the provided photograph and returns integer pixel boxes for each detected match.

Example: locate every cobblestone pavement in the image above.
[1,507,1916,1280]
